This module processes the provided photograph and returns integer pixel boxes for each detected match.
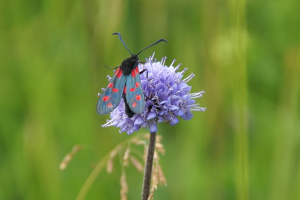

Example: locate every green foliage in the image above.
[1,0,300,199]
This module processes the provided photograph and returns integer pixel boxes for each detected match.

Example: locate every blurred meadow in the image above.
[1,0,300,199]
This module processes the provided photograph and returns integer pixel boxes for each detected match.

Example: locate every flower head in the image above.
[102,53,206,134]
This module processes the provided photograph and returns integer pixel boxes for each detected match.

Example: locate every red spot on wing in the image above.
[103,96,110,102]
[115,68,120,75]
[130,88,135,92]
[108,83,113,88]
[131,69,136,77]
[135,67,139,74]
[136,95,141,101]
[132,102,137,108]
[124,86,127,94]
[117,70,122,78]
[135,82,140,87]
[107,102,113,108]
[115,68,122,78]
[112,88,119,92]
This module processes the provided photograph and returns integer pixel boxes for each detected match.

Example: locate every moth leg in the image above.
[139,69,146,74]
[143,92,151,101]
[141,69,153,81]
[104,65,119,70]
[139,69,150,80]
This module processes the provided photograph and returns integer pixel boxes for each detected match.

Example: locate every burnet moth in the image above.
[96,33,167,118]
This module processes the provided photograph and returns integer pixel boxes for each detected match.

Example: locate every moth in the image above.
[96,33,167,118]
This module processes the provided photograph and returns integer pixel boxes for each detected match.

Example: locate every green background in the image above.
[1,0,300,199]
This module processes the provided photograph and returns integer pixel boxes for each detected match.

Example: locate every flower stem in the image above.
[142,132,157,200]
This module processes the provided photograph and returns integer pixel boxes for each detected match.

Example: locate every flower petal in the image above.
[170,116,179,125]
[181,111,193,120]
[146,112,157,120]
[148,121,158,133]
[134,116,144,125]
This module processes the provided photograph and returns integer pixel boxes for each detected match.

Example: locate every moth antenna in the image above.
[112,32,132,56]
[136,39,167,56]
[104,65,119,70]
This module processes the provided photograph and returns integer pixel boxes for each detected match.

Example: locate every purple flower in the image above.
[102,53,206,134]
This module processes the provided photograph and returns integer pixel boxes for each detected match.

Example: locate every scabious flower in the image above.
[102,53,206,134]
